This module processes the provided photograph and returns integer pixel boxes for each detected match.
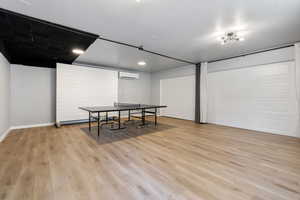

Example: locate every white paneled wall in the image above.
[208,47,295,73]
[4,45,300,138]
[207,61,298,136]
[8,63,152,127]
[56,63,118,123]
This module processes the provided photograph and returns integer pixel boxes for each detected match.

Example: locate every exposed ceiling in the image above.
[0,8,98,68]
[1,0,300,71]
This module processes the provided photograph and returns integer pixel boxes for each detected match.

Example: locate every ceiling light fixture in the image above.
[136,0,141,2]
[138,61,146,66]
[219,32,245,45]
[72,48,85,55]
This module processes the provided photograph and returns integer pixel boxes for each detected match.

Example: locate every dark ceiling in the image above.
[0,8,98,68]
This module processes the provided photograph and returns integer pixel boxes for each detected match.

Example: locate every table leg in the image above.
[128,110,131,121]
[142,109,145,126]
[106,112,108,123]
[118,111,121,129]
[89,112,91,132]
[155,108,157,126]
[98,112,100,137]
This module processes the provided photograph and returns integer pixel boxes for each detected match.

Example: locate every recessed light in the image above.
[136,0,141,2]
[72,49,85,55]
[138,61,146,66]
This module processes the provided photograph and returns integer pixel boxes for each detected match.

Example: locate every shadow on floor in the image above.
[80,121,175,145]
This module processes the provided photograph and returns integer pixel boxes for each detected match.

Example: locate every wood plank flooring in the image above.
[0,117,300,200]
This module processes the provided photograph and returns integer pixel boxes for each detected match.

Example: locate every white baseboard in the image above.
[0,128,11,143]
[11,123,55,130]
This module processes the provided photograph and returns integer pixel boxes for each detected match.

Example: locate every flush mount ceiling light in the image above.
[138,61,146,66]
[218,32,245,45]
[72,48,85,55]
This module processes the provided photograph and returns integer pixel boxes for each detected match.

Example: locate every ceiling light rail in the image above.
[98,37,140,49]
[141,49,195,65]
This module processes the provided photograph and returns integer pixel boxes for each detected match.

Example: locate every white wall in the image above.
[208,47,295,73]
[10,64,152,126]
[160,75,195,120]
[207,61,298,137]
[206,46,299,137]
[150,47,299,137]
[118,72,152,117]
[0,53,10,141]
[118,72,151,105]
[74,63,152,106]
[151,65,195,105]
[151,65,195,119]
[56,63,119,123]
[6,46,298,137]
[10,65,56,128]
[72,64,152,117]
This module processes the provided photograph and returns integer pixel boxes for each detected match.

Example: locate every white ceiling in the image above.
[74,40,188,72]
[1,0,300,71]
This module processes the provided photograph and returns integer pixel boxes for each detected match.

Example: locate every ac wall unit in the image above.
[119,72,140,79]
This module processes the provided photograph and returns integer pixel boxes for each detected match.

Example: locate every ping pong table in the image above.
[79,103,167,137]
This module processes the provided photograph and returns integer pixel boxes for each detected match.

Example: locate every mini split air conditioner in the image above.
[119,72,140,79]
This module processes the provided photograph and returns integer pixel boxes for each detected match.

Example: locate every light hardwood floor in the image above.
[0,117,300,200]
